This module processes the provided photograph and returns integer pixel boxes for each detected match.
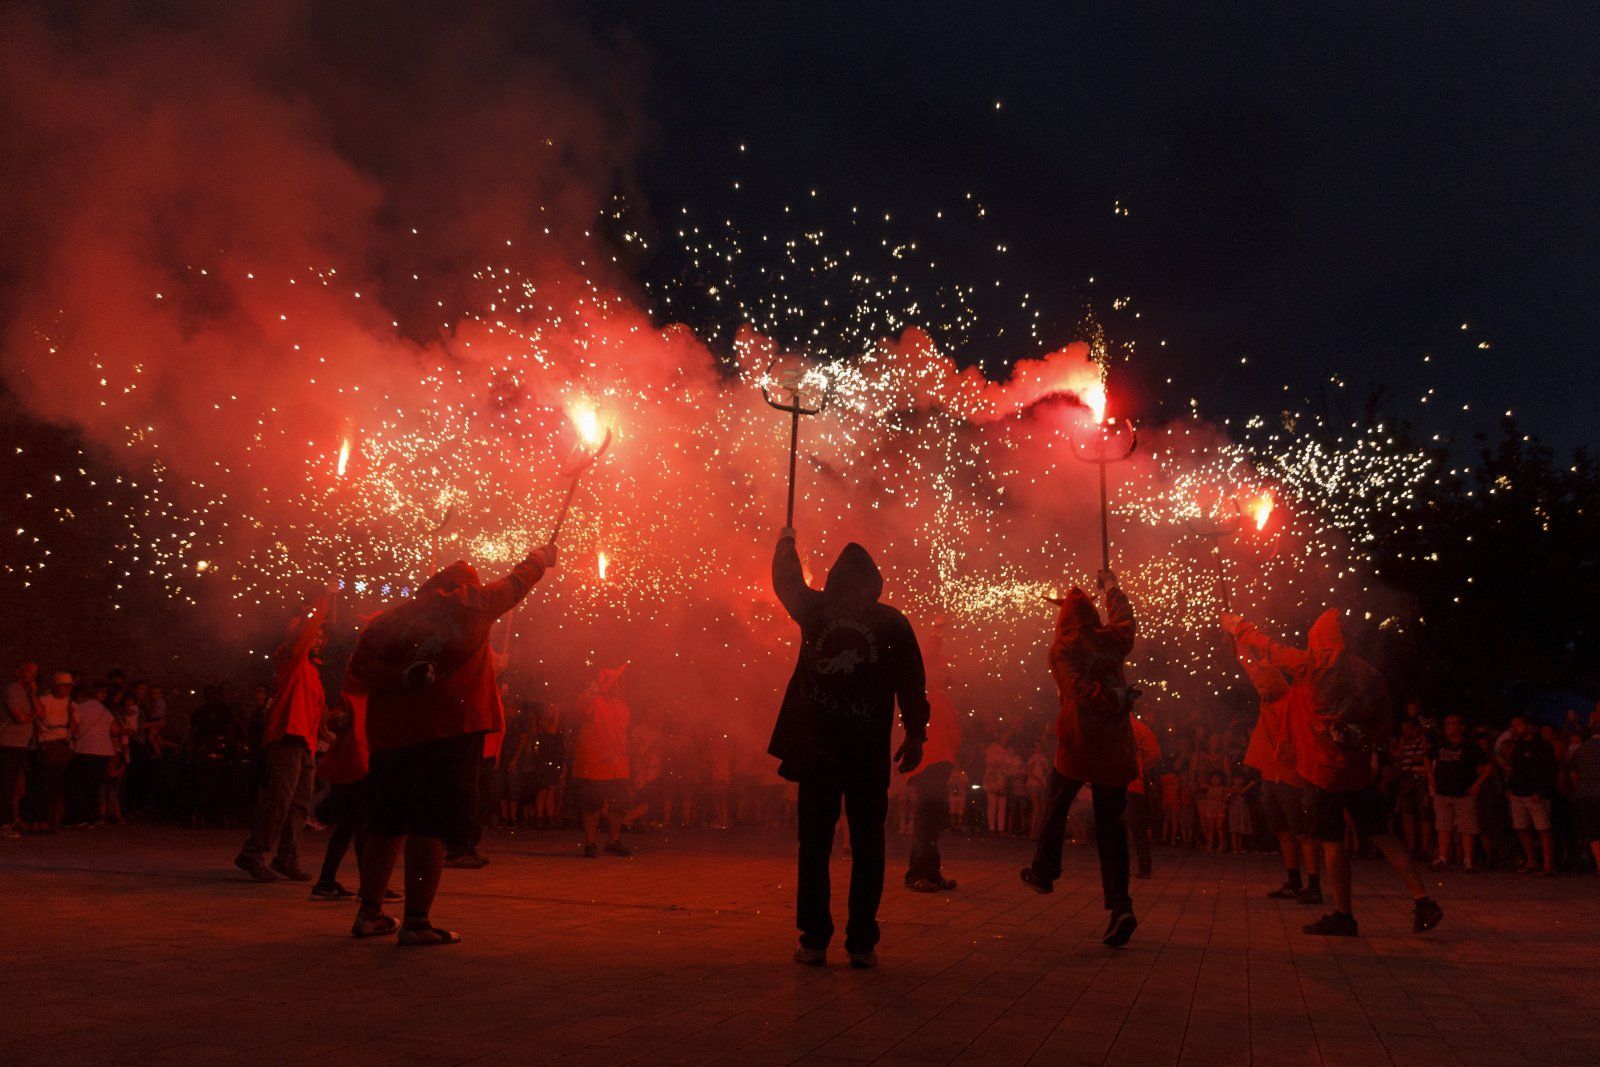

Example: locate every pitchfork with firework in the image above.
[762,360,831,534]
[548,403,614,546]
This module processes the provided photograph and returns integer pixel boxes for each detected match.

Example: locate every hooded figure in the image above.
[261,599,328,750]
[768,540,929,785]
[342,548,550,946]
[1022,574,1141,948]
[1048,585,1138,786]
[1232,609,1390,794]
[770,534,929,969]
[348,558,544,753]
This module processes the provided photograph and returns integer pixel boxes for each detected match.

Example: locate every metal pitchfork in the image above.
[762,374,830,530]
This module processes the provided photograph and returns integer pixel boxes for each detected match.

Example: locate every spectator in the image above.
[1226,769,1258,853]
[571,664,634,858]
[1393,719,1434,858]
[1199,770,1228,851]
[26,671,78,833]
[1126,716,1161,878]
[983,730,1020,835]
[1500,715,1559,875]
[1427,714,1492,872]
[67,682,116,826]
[1567,709,1600,874]
[1,661,39,836]
[235,594,330,883]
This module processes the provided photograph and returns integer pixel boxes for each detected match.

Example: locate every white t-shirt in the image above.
[36,694,73,743]
[74,699,116,757]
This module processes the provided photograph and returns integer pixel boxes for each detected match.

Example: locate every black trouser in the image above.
[797,768,889,954]
[451,757,496,855]
[1125,790,1152,875]
[66,754,110,824]
[906,762,951,885]
[1029,770,1131,912]
[0,746,29,825]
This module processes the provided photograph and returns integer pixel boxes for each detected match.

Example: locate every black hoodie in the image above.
[767,538,929,784]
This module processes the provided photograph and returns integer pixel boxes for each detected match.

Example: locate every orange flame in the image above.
[336,438,352,478]
[597,550,609,580]
[1082,380,1108,424]
[568,403,606,449]
[1250,493,1275,531]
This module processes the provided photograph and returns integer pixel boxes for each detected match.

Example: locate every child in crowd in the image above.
[1227,770,1258,852]
[1200,771,1228,851]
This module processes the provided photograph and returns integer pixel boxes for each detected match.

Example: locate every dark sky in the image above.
[604,4,1600,449]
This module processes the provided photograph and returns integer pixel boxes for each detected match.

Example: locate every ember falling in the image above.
[0,3,1429,738]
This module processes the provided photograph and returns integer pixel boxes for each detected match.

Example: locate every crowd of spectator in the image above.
[6,656,1599,879]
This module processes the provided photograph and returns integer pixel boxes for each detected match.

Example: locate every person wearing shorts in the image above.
[1500,716,1558,875]
[1225,608,1441,938]
[345,547,553,945]
[571,664,633,858]
[1236,640,1322,903]
[1427,715,1491,871]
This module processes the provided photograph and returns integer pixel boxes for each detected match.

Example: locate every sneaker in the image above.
[235,854,278,882]
[603,841,632,858]
[1412,897,1444,933]
[582,843,599,858]
[1,824,21,839]
[469,849,491,867]
[1102,911,1138,948]
[1428,858,1449,872]
[269,858,313,882]
[444,852,487,869]
[936,877,958,891]
[1020,867,1054,894]
[793,943,827,967]
[310,881,355,901]
[1136,864,1152,880]
[848,950,878,970]
[1295,886,1324,905]
[1267,882,1302,900]
[905,878,940,893]
[383,888,403,902]
[1303,911,1359,937]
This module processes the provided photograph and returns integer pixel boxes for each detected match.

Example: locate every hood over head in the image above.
[418,561,481,600]
[1308,609,1345,657]
[822,543,883,604]
[1055,587,1101,638]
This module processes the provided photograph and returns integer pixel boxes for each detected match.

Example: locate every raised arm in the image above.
[469,548,553,619]
[1101,578,1136,657]
[771,534,819,622]
[1229,619,1311,681]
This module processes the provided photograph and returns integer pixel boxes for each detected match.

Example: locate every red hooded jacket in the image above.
[262,600,327,748]
[1049,583,1138,786]
[1238,643,1302,785]
[1126,716,1162,794]
[1235,610,1390,793]
[347,556,545,753]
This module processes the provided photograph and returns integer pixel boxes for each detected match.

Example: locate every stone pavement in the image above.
[2,824,1595,1066]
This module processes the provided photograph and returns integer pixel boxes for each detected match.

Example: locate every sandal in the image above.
[398,923,461,946]
[351,913,400,938]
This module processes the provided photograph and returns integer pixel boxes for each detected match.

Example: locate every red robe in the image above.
[1127,716,1162,795]
[1238,644,1302,785]
[1235,610,1390,793]
[262,601,326,748]
[348,557,545,753]
[1049,585,1138,786]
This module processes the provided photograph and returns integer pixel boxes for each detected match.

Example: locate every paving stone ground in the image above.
[3,823,1595,1065]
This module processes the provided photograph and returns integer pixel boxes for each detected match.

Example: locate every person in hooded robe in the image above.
[235,589,333,883]
[1235,638,1323,904]
[769,530,929,970]
[1223,609,1442,938]
[1021,570,1141,948]
[344,546,555,945]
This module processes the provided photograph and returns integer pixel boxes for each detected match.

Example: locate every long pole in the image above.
[550,475,581,544]
[785,402,801,529]
[1097,453,1111,573]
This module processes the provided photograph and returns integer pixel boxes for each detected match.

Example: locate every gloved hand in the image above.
[779,526,797,542]
[895,735,925,775]
[1096,569,1117,590]
[400,661,437,691]
[1220,612,1244,635]
[532,543,558,569]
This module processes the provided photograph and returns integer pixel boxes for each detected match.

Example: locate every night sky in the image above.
[607,4,1600,448]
